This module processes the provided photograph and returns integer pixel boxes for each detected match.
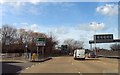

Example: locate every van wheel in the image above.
[74,58,76,60]
[83,58,85,60]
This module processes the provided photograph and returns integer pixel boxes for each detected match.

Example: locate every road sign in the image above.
[94,34,113,43]
[36,38,45,41]
[36,38,46,46]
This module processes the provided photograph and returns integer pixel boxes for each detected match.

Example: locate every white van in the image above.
[74,49,86,60]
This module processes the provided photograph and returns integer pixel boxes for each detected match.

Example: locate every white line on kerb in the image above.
[78,72,82,75]
[26,67,29,69]
[31,65,34,67]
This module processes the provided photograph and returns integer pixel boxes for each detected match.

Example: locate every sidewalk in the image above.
[0,56,52,63]
[0,56,28,63]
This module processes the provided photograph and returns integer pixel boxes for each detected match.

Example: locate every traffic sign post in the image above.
[36,38,46,60]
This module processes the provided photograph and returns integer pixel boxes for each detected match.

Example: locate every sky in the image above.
[0,0,119,49]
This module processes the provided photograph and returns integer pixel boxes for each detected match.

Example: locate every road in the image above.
[1,60,38,73]
[19,56,119,74]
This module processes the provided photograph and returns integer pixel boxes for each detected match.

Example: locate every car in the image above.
[69,53,73,56]
[88,52,96,58]
[0,54,6,58]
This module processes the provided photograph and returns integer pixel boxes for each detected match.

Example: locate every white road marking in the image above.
[78,72,82,75]
[26,67,29,69]
[31,65,35,67]
[72,63,73,65]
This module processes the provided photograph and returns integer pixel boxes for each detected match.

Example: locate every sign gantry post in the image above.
[89,34,114,56]
[89,34,114,49]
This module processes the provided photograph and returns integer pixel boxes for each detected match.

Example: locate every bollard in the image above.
[32,53,36,61]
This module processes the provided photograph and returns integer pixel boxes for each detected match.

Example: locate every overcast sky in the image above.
[0,0,119,49]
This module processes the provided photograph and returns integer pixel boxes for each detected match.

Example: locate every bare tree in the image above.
[110,44,120,51]
[0,28,2,41]
[2,25,17,44]
[1,25,18,53]
[64,38,84,53]
[47,32,58,50]
[0,28,2,52]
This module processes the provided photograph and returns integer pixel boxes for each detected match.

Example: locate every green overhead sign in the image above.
[36,38,46,41]
[36,38,46,46]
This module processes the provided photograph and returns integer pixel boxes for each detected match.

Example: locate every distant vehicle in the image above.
[0,54,6,58]
[69,53,73,56]
[88,52,96,58]
[74,49,86,60]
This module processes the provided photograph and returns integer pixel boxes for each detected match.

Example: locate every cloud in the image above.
[1,2,45,16]
[0,0,49,5]
[0,0,119,3]
[54,27,69,34]
[28,6,43,15]
[19,23,40,32]
[0,6,2,16]
[89,22,105,31]
[96,4,118,16]
[76,22,105,31]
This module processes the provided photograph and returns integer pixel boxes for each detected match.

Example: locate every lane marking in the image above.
[72,63,73,65]
[31,65,34,67]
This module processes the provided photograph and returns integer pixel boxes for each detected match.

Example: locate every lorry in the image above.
[74,49,86,60]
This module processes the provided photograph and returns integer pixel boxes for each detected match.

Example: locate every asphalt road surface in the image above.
[19,56,119,74]
[1,60,37,73]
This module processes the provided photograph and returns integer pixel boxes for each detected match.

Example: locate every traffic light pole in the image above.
[37,46,39,60]
[42,46,44,58]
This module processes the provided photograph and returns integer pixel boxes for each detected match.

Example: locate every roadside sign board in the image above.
[36,38,46,46]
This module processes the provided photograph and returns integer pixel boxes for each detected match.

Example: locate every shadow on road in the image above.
[1,62,22,74]
[2,61,23,63]
[76,58,100,61]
